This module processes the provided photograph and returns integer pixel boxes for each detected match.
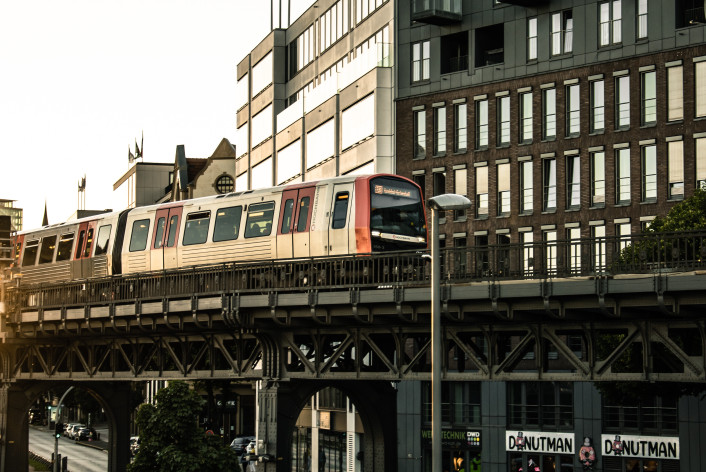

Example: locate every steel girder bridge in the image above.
[1,232,705,471]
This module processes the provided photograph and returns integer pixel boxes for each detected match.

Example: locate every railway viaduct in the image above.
[1,240,705,471]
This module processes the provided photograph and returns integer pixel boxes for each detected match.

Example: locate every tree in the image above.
[128,381,240,472]
[617,188,706,271]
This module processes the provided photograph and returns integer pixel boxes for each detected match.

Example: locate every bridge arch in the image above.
[264,379,397,472]
[0,380,133,472]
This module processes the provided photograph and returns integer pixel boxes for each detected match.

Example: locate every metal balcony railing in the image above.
[411,0,462,25]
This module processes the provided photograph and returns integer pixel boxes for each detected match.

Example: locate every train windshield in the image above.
[369,177,426,250]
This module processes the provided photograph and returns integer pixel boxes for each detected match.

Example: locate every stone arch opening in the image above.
[1,380,133,472]
[267,380,397,472]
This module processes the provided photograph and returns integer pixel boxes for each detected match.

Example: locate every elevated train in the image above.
[11,174,427,286]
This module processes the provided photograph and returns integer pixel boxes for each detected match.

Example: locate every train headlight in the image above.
[371,230,381,237]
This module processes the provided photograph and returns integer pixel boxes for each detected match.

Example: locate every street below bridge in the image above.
[29,426,108,472]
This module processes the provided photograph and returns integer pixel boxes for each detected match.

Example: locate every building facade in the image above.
[235,0,396,192]
[0,199,23,232]
[394,1,706,471]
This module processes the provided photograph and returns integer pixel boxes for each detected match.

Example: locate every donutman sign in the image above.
[601,434,679,460]
[505,431,575,454]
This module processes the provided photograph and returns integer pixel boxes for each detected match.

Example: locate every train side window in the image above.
[22,240,39,267]
[56,233,75,262]
[166,215,179,247]
[82,228,94,257]
[281,199,294,234]
[154,217,166,249]
[213,206,242,242]
[244,201,275,238]
[296,197,311,232]
[183,211,211,245]
[75,230,86,258]
[95,225,112,256]
[331,192,349,229]
[129,219,151,252]
[39,236,57,264]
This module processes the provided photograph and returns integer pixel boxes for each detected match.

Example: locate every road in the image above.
[29,427,108,472]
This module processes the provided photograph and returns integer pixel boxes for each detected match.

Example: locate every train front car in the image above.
[358,175,427,253]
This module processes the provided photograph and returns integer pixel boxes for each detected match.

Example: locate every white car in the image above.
[68,424,85,439]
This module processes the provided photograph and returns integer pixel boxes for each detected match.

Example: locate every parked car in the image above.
[229,436,255,454]
[67,424,85,439]
[130,436,140,456]
[63,423,76,437]
[75,426,99,441]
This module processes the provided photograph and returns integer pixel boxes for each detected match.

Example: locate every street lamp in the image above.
[427,194,471,472]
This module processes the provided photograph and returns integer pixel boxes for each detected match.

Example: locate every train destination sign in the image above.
[601,434,679,460]
[373,184,412,199]
[505,431,575,454]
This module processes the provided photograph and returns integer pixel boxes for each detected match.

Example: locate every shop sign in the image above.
[505,431,574,454]
[601,434,679,460]
[421,429,481,449]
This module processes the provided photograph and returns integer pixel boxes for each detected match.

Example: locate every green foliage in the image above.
[616,189,706,271]
[128,381,239,472]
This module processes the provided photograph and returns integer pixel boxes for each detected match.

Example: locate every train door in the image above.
[277,187,316,258]
[328,183,354,255]
[151,206,183,270]
[74,220,98,278]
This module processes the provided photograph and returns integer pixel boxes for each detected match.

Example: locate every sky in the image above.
[0,0,297,230]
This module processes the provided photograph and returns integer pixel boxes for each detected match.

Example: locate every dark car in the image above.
[230,436,255,454]
[75,427,99,441]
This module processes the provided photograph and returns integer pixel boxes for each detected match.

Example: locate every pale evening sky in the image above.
[0,1,310,230]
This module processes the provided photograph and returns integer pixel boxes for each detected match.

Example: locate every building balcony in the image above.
[411,0,462,26]
[497,0,549,6]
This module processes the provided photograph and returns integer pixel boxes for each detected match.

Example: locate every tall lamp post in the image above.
[427,194,471,472]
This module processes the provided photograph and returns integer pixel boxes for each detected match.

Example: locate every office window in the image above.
[320,0,349,53]
[637,0,648,39]
[356,0,386,24]
[615,75,630,130]
[289,25,315,77]
[413,174,426,201]
[235,171,248,192]
[454,103,468,152]
[528,17,538,61]
[603,394,677,435]
[433,169,446,198]
[696,61,706,118]
[616,148,631,204]
[544,230,558,275]
[600,0,622,46]
[591,151,606,207]
[566,154,580,210]
[543,158,557,211]
[592,224,606,271]
[566,83,580,137]
[497,95,510,146]
[542,88,556,140]
[641,144,657,202]
[252,157,273,190]
[667,66,684,122]
[412,40,430,82]
[590,80,605,133]
[520,92,533,144]
[641,71,657,125]
[454,167,468,220]
[476,166,489,218]
[341,94,374,150]
[498,163,511,216]
[306,120,335,170]
[520,160,533,214]
[616,222,632,250]
[521,231,534,277]
[567,227,581,274]
[251,104,273,148]
[552,11,573,56]
[277,140,301,185]
[697,138,706,189]
[434,106,447,155]
[414,110,426,159]
[252,52,273,97]
[476,99,489,149]
[668,140,685,200]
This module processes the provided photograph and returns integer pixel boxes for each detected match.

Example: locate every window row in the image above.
[417,138,705,220]
[22,224,112,267]
[412,61,701,156]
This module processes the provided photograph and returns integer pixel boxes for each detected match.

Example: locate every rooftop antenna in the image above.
[78,175,86,211]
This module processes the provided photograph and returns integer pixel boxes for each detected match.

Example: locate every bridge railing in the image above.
[7,231,706,312]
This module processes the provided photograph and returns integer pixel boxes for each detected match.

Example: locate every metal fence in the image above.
[8,231,706,311]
